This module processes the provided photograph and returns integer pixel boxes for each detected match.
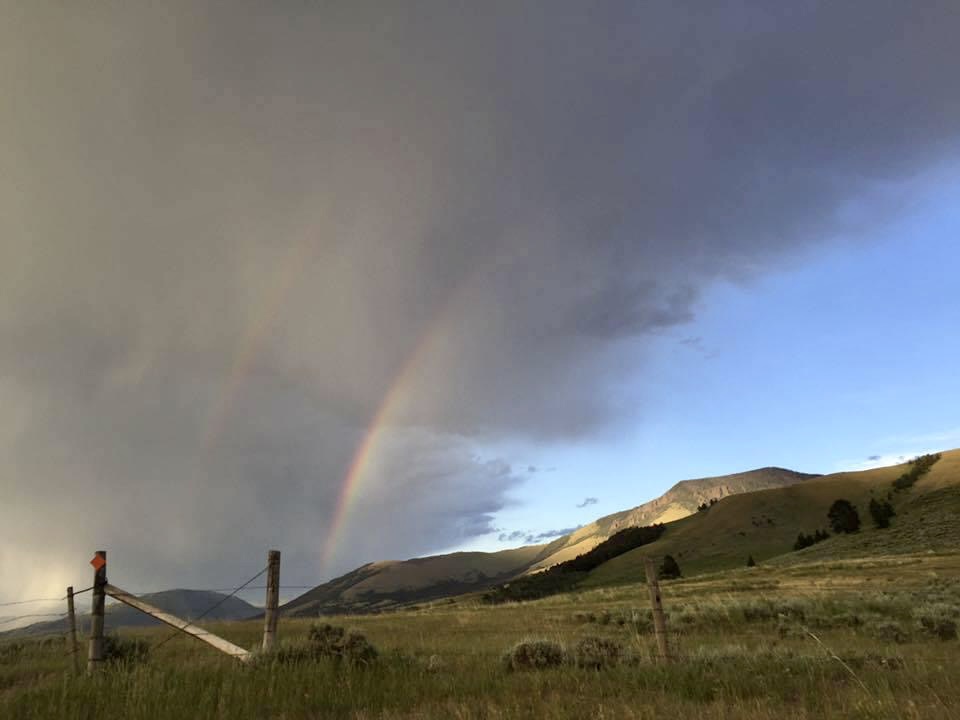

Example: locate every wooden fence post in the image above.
[262,549,280,652]
[643,556,671,664]
[66,586,80,675]
[87,550,107,674]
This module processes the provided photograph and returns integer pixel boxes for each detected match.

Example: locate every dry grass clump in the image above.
[502,639,566,671]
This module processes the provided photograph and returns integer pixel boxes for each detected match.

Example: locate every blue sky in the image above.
[469,166,960,551]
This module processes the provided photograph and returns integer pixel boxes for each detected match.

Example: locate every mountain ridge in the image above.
[283,465,817,616]
[2,588,260,638]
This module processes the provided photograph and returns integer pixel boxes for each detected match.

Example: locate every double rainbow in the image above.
[204,239,465,571]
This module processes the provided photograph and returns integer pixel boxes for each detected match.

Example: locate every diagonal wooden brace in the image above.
[104,584,251,662]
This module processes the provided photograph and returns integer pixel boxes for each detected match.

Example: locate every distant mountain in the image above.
[3,589,259,638]
[283,466,817,616]
[283,546,551,617]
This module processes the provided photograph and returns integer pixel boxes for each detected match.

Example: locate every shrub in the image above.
[915,604,959,640]
[776,618,803,638]
[828,499,860,534]
[919,617,958,641]
[276,624,378,665]
[0,642,24,664]
[340,631,378,665]
[659,555,682,579]
[741,601,776,622]
[573,636,623,669]
[869,498,896,528]
[309,623,346,655]
[871,620,910,644]
[102,635,150,665]
[746,555,756,567]
[502,639,566,671]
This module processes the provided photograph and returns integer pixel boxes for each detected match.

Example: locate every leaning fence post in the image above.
[87,550,107,674]
[643,556,671,664]
[66,586,80,675]
[262,549,280,652]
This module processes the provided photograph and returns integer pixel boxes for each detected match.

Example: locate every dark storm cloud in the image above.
[2,2,959,597]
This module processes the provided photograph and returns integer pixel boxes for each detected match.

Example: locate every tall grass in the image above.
[2,552,958,719]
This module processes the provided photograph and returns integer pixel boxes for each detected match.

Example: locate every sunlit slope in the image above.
[526,467,818,572]
[916,446,960,490]
[585,450,960,587]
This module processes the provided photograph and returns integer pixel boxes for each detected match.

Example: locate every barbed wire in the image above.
[0,581,303,613]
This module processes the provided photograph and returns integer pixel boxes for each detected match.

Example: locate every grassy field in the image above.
[3,551,958,719]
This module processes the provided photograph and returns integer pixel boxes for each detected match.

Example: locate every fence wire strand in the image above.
[0,597,65,607]
[0,612,69,625]
[1,585,95,609]
[152,565,270,651]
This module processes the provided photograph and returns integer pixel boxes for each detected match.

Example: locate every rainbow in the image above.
[318,345,423,569]
[203,235,480,573]
[319,279,470,569]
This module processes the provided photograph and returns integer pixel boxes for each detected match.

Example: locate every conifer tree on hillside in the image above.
[659,554,682,579]
[827,499,860,534]
[869,497,896,528]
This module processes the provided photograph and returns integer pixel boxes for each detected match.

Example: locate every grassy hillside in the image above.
[585,450,960,587]
[3,551,958,719]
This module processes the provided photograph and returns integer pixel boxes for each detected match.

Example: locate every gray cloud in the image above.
[2,3,959,598]
[498,527,581,545]
[576,498,599,509]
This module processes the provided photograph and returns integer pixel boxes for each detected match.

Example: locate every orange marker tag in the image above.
[90,554,106,571]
